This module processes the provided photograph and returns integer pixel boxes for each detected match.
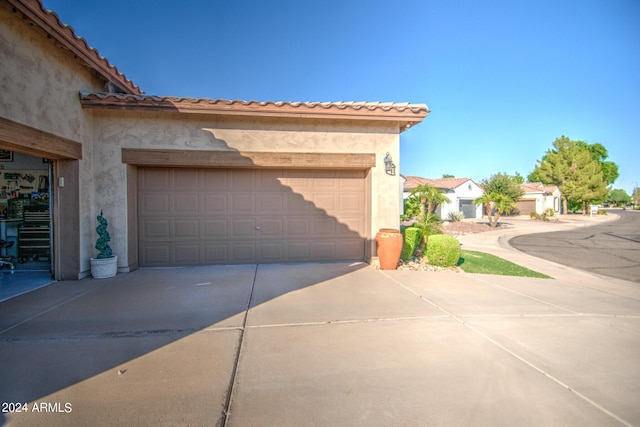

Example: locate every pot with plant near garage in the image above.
[90,210,118,279]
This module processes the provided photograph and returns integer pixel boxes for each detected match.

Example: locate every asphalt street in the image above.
[510,210,640,283]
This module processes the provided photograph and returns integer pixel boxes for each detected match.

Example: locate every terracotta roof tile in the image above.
[78,93,430,129]
[403,176,479,191]
[521,182,559,194]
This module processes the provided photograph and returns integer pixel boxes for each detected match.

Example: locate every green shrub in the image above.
[426,234,461,267]
[401,227,423,261]
[544,208,555,218]
[597,209,608,215]
[447,211,465,222]
[530,211,541,219]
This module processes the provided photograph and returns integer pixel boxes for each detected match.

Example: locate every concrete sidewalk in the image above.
[456,213,640,301]
[1,216,639,426]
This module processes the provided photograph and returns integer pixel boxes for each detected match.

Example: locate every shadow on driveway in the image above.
[0,262,366,425]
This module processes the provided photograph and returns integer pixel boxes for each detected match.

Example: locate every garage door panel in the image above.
[203,169,229,188]
[204,219,228,237]
[286,242,310,261]
[286,218,310,237]
[285,193,312,214]
[175,244,201,264]
[174,219,199,239]
[140,168,171,189]
[142,244,171,266]
[174,169,200,189]
[259,218,284,237]
[232,218,257,237]
[340,194,364,212]
[141,219,171,239]
[337,240,365,259]
[139,167,366,266]
[232,243,256,263]
[231,194,255,214]
[174,194,200,214]
[312,241,337,259]
[258,242,284,262]
[230,170,255,189]
[204,244,229,263]
[203,194,228,213]
[140,193,170,214]
[257,193,284,213]
[311,217,336,236]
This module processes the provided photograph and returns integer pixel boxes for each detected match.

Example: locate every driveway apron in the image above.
[0,262,639,426]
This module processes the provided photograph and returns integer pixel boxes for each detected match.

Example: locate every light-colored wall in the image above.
[438,181,483,219]
[0,4,102,277]
[2,3,406,273]
[91,111,402,267]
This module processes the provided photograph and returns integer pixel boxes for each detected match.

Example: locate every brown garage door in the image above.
[516,199,536,216]
[138,168,367,266]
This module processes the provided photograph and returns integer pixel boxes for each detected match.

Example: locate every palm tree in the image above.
[474,193,516,227]
[409,184,451,217]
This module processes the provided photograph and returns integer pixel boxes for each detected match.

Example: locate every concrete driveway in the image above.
[1,255,638,426]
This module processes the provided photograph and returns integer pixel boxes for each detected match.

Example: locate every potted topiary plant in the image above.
[89,210,118,279]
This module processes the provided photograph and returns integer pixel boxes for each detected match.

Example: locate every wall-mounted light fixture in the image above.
[384,152,396,176]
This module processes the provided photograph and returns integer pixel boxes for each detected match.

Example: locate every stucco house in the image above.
[0,0,429,280]
[516,182,562,216]
[403,176,484,219]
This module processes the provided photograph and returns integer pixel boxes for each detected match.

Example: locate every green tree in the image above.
[529,136,609,214]
[576,142,619,185]
[607,189,631,205]
[408,184,451,217]
[474,192,516,227]
[442,174,455,178]
[481,172,525,202]
[475,173,524,227]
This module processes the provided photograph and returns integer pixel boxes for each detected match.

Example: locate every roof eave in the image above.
[8,0,142,95]
[79,93,430,130]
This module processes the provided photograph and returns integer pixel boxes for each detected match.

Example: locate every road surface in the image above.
[510,210,640,283]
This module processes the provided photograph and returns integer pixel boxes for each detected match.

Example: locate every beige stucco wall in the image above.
[2,3,407,274]
[0,4,101,277]
[92,111,403,267]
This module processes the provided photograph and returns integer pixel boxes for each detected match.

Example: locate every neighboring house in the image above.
[403,176,484,219]
[517,182,562,216]
[1,0,429,279]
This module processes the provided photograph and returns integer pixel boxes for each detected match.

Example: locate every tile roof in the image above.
[403,176,479,191]
[521,182,559,194]
[79,93,430,129]
[8,0,142,94]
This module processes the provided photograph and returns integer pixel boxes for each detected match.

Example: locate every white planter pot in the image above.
[90,255,118,279]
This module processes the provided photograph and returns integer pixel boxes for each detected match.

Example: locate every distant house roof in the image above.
[521,182,560,195]
[403,176,481,192]
[79,93,429,130]
[9,0,142,94]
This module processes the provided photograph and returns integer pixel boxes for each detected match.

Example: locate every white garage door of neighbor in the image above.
[138,168,367,266]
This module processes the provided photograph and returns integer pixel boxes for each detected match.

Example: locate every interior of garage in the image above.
[0,150,54,302]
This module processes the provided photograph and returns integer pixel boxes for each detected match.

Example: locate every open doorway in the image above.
[0,150,55,301]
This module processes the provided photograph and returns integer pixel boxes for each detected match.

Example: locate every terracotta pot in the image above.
[376,228,403,270]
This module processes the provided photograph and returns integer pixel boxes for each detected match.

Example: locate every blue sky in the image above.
[44,0,639,194]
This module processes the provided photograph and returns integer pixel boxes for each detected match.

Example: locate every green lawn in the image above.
[457,250,552,279]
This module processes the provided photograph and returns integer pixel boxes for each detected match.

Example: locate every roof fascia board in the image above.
[7,0,142,94]
[80,94,429,130]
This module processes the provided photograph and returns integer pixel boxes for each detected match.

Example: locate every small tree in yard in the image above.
[409,184,451,217]
[475,173,524,227]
